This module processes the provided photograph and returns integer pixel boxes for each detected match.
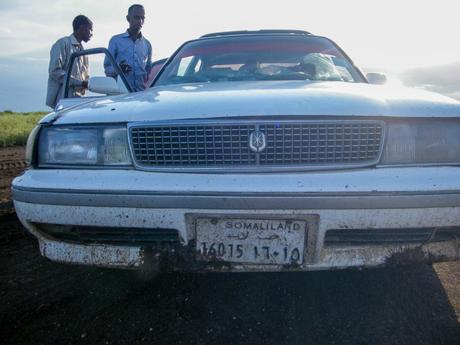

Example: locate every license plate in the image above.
[196,217,307,265]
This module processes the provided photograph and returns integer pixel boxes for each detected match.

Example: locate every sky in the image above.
[1,0,460,111]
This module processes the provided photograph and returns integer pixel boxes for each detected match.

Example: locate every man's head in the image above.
[72,15,93,43]
[126,4,145,36]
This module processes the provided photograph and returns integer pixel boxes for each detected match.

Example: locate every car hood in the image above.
[45,80,460,125]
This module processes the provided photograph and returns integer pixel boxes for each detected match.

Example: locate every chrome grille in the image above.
[131,125,256,166]
[259,123,382,165]
[324,226,460,246]
[129,120,384,170]
[324,228,432,246]
[36,223,180,247]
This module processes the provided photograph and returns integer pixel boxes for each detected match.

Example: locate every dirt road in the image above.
[0,146,26,213]
[1,147,459,345]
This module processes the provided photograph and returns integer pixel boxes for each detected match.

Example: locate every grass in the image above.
[0,111,47,147]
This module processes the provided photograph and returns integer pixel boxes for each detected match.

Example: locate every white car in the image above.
[13,30,460,272]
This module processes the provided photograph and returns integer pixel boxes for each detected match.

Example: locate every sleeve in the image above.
[145,41,153,75]
[82,55,90,81]
[68,56,88,88]
[104,37,117,78]
[48,39,67,83]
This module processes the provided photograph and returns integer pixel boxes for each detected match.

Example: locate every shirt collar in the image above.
[70,34,81,46]
[123,30,143,40]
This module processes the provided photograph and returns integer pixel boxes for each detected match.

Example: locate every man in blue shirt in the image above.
[104,4,152,91]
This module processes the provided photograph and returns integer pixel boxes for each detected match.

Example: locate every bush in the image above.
[0,112,46,147]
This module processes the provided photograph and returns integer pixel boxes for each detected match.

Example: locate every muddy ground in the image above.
[1,147,459,345]
[0,146,27,213]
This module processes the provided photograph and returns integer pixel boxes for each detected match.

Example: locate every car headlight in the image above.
[25,125,41,166]
[38,126,132,167]
[380,119,460,165]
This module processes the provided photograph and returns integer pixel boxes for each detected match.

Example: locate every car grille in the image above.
[324,227,460,247]
[129,120,384,170]
[35,223,180,247]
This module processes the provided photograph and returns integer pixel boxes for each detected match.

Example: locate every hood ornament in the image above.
[249,130,267,153]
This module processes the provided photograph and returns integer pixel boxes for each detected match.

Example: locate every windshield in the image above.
[154,35,364,86]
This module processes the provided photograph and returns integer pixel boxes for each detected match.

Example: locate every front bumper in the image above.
[12,166,460,271]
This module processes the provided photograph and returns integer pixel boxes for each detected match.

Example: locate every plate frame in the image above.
[187,213,319,266]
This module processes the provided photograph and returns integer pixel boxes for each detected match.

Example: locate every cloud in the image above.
[0,0,29,10]
[400,60,460,100]
[0,1,145,59]
[0,56,48,112]
[0,27,12,34]
[2,0,460,110]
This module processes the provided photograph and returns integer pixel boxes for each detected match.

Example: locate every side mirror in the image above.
[366,72,387,85]
[88,76,127,95]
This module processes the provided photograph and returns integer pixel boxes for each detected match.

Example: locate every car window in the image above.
[145,58,168,88]
[177,56,193,76]
[155,35,363,86]
[61,49,132,105]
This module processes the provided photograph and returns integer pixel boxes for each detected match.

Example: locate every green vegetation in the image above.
[0,111,47,147]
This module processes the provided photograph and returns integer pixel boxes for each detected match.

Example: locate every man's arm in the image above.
[70,54,89,90]
[48,39,67,83]
[83,54,89,87]
[104,37,117,78]
[49,38,86,88]
[145,41,153,75]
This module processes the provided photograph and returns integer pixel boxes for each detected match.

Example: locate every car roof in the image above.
[200,30,312,39]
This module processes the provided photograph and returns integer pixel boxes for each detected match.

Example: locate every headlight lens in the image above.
[38,126,132,166]
[380,119,460,165]
[25,125,41,165]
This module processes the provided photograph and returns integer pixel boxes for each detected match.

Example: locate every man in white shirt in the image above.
[46,15,93,109]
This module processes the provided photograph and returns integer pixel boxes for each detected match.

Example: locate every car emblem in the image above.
[249,130,267,153]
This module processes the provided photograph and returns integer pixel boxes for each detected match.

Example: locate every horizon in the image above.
[1,0,460,111]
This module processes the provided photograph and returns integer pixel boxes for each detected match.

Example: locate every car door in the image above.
[56,48,134,111]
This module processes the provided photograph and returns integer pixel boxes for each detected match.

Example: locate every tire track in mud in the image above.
[0,147,26,210]
[0,201,13,210]
[0,160,27,170]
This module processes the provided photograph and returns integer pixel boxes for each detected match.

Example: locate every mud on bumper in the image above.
[35,235,460,272]
[13,201,460,272]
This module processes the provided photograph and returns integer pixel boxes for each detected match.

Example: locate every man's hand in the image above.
[119,60,132,74]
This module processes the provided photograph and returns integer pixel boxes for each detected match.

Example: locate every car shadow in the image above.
[145,266,460,345]
[2,217,459,345]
